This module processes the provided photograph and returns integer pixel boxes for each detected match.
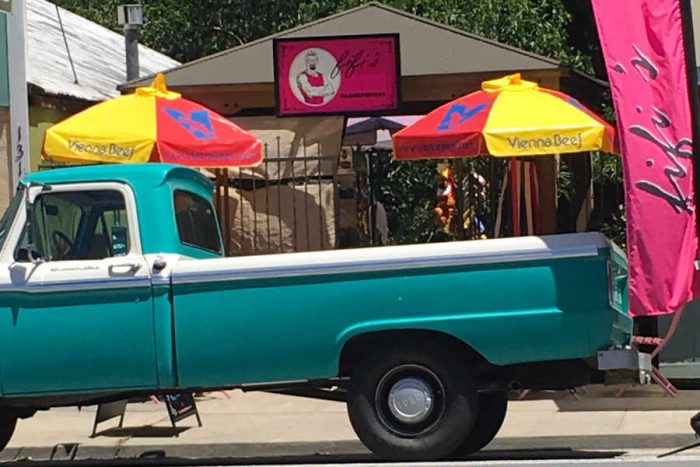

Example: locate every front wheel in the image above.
[346,346,478,461]
[0,411,17,453]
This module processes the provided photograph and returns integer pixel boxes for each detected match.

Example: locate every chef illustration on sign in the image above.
[292,48,339,107]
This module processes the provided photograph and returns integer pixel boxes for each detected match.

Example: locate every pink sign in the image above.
[592,0,699,316]
[274,34,400,116]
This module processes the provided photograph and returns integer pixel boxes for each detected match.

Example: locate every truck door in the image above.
[0,183,158,395]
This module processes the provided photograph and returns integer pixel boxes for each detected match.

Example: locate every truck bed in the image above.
[167,232,631,388]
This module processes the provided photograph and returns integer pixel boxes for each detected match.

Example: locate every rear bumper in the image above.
[596,348,652,385]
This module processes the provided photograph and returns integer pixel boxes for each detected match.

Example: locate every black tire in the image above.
[346,345,478,461]
[453,390,508,457]
[0,412,17,453]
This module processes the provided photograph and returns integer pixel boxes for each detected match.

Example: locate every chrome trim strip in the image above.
[0,276,152,294]
[151,275,171,286]
[172,244,600,285]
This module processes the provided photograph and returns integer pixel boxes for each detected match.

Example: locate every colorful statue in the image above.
[435,163,456,232]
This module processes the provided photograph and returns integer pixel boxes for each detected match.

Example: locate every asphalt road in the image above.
[306,462,700,467]
[2,457,700,467]
[3,446,700,467]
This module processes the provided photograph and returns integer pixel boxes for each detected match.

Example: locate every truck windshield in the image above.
[0,186,24,253]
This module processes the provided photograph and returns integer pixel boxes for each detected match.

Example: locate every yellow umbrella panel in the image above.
[43,92,159,164]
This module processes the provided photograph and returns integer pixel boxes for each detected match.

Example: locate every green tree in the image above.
[54,1,588,67]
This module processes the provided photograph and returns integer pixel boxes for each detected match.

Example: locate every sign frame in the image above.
[91,399,127,437]
[165,392,202,428]
[273,33,401,117]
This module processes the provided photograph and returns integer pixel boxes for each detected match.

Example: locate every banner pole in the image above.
[680,0,700,241]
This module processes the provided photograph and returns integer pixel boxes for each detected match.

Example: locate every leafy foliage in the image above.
[600,203,626,250]
[379,159,437,243]
[53,0,587,68]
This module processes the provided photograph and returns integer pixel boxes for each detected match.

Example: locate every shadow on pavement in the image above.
[488,433,697,450]
[466,447,623,461]
[0,438,635,466]
[95,426,190,438]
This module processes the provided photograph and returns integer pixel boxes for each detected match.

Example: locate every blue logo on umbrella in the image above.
[164,108,216,140]
[437,103,487,131]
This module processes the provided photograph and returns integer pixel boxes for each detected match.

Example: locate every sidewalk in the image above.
[1,385,699,462]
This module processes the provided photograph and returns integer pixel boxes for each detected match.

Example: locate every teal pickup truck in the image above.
[0,164,648,460]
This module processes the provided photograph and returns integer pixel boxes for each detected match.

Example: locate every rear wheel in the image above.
[0,411,17,453]
[453,390,508,457]
[346,346,478,461]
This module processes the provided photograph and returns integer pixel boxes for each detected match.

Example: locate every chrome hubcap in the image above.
[375,364,446,437]
[387,376,434,424]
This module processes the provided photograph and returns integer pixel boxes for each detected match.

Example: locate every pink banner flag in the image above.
[592,0,699,316]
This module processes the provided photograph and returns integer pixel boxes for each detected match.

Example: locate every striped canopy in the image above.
[393,73,617,159]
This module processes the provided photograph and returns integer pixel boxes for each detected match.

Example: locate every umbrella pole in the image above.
[494,165,510,238]
[215,169,224,243]
[215,169,222,220]
[524,161,534,236]
[510,159,521,236]
[223,169,231,255]
[367,150,377,245]
[455,159,465,240]
[530,163,541,235]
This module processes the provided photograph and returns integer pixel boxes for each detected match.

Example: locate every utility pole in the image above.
[118,4,143,82]
[6,0,29,190]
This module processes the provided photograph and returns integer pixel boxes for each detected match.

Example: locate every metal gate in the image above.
[213,139,338,256]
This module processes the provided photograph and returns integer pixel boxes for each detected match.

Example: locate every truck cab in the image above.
[0,165,221,397]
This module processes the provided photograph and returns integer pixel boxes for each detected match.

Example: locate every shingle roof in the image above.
[28,0,179,101]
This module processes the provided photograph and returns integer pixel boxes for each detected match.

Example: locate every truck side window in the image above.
[174,191,221,254]
[15,190,130,262]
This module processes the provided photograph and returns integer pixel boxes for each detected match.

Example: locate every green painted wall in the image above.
[0,14,8,107]
[29,106,71,172]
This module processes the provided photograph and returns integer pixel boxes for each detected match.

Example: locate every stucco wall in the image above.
[0,105,64,212]
[29,105,70,172]
[0,106,12,211]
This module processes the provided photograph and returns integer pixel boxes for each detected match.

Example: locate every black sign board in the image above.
[92,399,127,437]
[165,393,202,427]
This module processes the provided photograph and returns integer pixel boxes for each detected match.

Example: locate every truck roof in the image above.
[23,163,213,192]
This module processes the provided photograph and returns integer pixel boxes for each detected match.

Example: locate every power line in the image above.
[55,4,79,84]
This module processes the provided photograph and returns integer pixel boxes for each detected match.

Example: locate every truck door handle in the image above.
[109,263,142,275]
